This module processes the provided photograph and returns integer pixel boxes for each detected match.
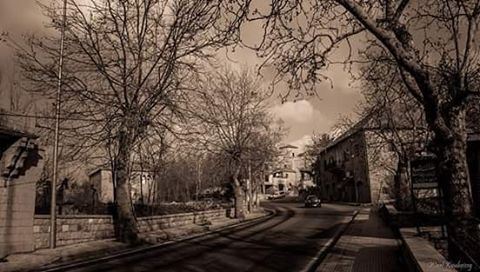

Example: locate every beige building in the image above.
[264,144,314,195]
[88,167,155,204]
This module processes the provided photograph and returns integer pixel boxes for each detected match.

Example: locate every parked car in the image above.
[267,191,286,200]
[304,195,321,208]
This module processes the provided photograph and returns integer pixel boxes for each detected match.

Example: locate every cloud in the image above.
[270,100,317,124]
[289,135,313,153]
[270,99,335,143]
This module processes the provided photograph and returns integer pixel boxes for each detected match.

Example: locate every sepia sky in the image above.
[0,0,363,149]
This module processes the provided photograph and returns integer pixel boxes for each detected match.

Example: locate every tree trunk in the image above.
[231,167,246,219]
[395,159,411,210]
[246,162,253,213]
[247,188,252,213]
[234,185,246,220]
[435,106,477,258]
[113,125,139,244]
[253,175,260,209]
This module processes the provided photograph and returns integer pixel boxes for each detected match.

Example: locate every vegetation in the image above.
[10,0,245,243]
[189,67,282,219]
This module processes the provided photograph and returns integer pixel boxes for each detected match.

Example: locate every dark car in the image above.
[304,195,321,208]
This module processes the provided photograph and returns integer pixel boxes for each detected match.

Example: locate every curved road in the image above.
[70,201,358,272]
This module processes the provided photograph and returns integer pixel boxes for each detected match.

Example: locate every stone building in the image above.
[0,114,45,258]
[315,105,480,209]
[314,116,398,204]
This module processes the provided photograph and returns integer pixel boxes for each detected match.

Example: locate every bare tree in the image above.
[304,133,334,167]
[10,0,244,243]
[190,68,275,219]
[244,125,283,212]
[359,55,431,210]
[234,0,480,252]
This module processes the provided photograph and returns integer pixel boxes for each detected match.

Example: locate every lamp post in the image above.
[50,0,67,249]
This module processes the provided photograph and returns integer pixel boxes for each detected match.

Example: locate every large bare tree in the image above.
[191,68,275,219]
[235,0,480,253]
[9,0,244,243]
[359,54,431,209]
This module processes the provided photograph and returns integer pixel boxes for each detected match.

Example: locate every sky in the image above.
[0,0,364,151]
[224,25,363,150]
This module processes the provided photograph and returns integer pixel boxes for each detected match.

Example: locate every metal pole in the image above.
[50,0,67,249]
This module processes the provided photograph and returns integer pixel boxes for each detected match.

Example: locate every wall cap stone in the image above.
[137,208,225,221]
[400,228,456,272]
[34,214,113,219]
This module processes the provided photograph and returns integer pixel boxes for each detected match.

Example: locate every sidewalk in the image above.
[316,208,406,272]
[0,211,268,272]
[0,239,131,272]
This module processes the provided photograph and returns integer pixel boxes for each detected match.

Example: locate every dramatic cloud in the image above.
[270,100,317,124]
[269,99,336,143]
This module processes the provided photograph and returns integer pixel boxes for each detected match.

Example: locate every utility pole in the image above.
[50,0,67,249]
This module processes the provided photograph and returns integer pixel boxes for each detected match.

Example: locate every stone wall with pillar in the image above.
[0,134,44,258]
[33,215,115,249]
[32,209,228,249]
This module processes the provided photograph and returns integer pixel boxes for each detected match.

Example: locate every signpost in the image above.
[410,154,446,236]
[410,156,438,189]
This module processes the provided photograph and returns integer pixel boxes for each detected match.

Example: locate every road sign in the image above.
[410,156,438,189]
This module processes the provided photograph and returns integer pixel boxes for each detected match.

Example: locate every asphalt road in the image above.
[70,201,359,272]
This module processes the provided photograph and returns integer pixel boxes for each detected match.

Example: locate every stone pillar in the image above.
[0,136,44,258]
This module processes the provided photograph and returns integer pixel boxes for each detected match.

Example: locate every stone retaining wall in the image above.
[380,204,445,228]
[400,228,456,272]
[137,209,227,233]
[33,209,227,249]
[33,215,114,249]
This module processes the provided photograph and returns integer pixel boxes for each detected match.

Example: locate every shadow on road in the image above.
[72,202,358,272]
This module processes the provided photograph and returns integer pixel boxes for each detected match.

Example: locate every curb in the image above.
[36,209,276,272]
[328,201,372,207]
[300,209,360,272]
